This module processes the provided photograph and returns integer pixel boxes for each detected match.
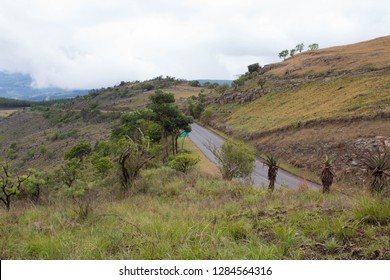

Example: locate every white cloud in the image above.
[0,0,389,89]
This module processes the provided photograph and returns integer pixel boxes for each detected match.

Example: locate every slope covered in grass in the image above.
[268,36,390,76]
[64,78,208,113]
[217,75,389,134]
[0,109,113,172]
[204,36,390,185]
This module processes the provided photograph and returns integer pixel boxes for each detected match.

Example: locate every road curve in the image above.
[189,123,320,190]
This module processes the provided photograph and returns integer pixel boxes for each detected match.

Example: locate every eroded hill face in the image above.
[207,36,390,185]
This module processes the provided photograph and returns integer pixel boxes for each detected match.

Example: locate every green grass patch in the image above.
[354,196,390,225]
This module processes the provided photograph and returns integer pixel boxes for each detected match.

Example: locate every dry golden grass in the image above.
[106,85,205,112]
[269,36,390,76]
[153,85,204,99]
[225,75,389,133]
[0,109,18,118]
[253,120,390,146]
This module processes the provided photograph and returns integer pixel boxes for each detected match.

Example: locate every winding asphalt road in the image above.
[189,123,320,190]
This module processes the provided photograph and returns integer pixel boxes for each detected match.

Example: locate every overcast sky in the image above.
[0,0,389,89]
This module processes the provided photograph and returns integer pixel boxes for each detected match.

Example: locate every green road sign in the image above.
[179,132,189,138]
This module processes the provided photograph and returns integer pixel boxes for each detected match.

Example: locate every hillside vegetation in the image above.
[1,177,389,260]
[214,75,389,133]
[268,36,390,76]
[63,76,210,112]
[0,97,32,108]
[0,109,115,172]
[0,37,389,261]
[206,36,390,185]
[1,133,389,260]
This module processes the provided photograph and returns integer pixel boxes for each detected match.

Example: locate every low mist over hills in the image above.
[0,72,89,101]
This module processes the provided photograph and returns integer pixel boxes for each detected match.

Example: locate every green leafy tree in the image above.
[308,43,319,50]
[65,179,95,220]
[170,114,193,155]
[94,140,112,157]
[200,108,214,126]
[247,63,260,73]
[118,134,158,190]
[111,109,157,141]
[186,99,205,120]
[278,50,289,60]
[212,140,255,180]
[60,156,94,219]
[186,99,195,116]
[26,171,46,203]
[64,142,92,162]
[296,43,304,53]
[168,153,200,174]
[188,80,201,87]
[149,90,192,159]
[146,122,162,143]
[232,75,246,88]
[0,163,31,211]
[149,91,177,159]
[61,158,81,188]
[93,157,114,175]
[193,102,206,119]
[290,49,296,57]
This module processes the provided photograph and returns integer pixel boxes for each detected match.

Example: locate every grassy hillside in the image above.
[63,77,209,112]
[204,36,390,185]
[1,167,389,260]
[267,36,390,76]
[0,109,114,172]
[1,37,389,261]
[1,120,389,260]
[0,135,389,260]
[214,75,389,134]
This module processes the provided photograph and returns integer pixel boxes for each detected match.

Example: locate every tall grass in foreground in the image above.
[354,196,390,225]
[0,169,389,260]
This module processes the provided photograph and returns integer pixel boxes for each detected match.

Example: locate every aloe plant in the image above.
[360,142,390,194]
[321,155,335,193]
[264,155,279,192]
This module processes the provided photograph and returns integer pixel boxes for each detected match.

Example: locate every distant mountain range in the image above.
[197,79,233,86]
[0,72,233,102]
[0,72,89,101]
